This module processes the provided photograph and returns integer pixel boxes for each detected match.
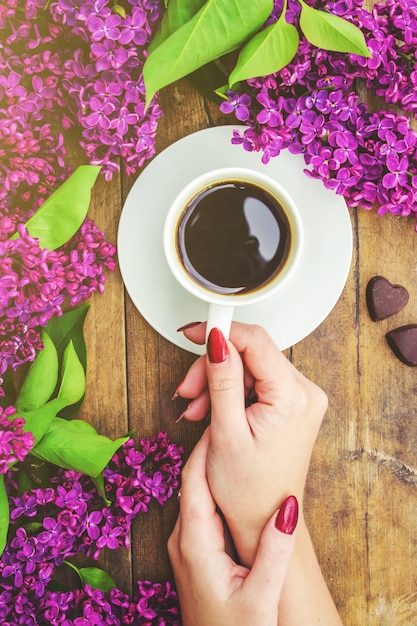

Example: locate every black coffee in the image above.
[176,180,291,295]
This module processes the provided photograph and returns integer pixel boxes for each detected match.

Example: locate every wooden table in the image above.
[78,78,417,625]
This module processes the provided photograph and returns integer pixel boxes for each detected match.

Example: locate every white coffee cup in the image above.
[163,167,303,340]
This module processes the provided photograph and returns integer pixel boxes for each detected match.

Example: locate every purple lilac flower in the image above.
[0,0,164,192]
[1,432,183,623]
[219,91,252,122]
[256,89,284,127]
[383,153,409,189]
[0,219,116,390]
[33,581,181,624]
[52,0,164,179]
[9,493,38,520]
[220,0,417,228]
[0,406,34,472]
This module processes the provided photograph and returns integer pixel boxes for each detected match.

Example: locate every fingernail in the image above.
[275,495,298,535]
[207,328,228,364]
[177,321,202,332]
[176,402,192,423]
[172,377,185,400]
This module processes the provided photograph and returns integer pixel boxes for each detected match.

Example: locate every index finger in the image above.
[177,428,228,561]
[179,428,214,517]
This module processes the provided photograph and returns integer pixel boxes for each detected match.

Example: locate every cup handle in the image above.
[206,303,234,342]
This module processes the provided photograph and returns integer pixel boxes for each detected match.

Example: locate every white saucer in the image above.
[117,126,352,355]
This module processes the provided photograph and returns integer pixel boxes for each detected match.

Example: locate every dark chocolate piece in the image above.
[366,276,409,321]
[386,325,417,366]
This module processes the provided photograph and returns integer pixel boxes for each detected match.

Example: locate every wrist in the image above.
[231,510,307,568]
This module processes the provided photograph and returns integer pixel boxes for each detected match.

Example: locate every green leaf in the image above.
[143,0,274,106]
[65,562,117,592]
[149,0,206,51]
[16,397,67,446]
[31,418,129,478]
[16,331,59,413]
[214,84,229,99]
[46,305,90,373]
[17,165,101,250]
[298,0,371,57]
[47,305,90,418]
[15,321,87,440]
[0,475,9,557]
[57,341,86,407]
[228,10,299,86]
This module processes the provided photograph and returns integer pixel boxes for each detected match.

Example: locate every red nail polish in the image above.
[176,321,202,332]
[275,495,298,535]
[207,328,228,363]
[176,402,192,422]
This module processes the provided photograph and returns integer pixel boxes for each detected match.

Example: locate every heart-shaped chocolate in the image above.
[386,325,417,366]
[366,276,409,321]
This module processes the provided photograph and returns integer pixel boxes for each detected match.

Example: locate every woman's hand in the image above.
[168,429,298,626]
[175,322,327,565]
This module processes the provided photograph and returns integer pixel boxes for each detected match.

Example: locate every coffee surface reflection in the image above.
[177,181,291,295]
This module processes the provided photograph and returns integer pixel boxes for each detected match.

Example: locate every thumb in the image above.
[243,495,298,609]
[206,327,248,437]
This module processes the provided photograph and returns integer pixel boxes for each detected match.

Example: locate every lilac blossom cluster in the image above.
[0,432,183,624]
[0,220,116,394]
[0,0,73,229]
[221,0,417,226]
[0,407,34,474]
[33,580,180,625]
[52,0,163,180]
[0,81,70,233]
[0,0,163,216]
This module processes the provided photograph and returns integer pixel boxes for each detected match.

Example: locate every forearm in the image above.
[278,519,343,626]
[231,515,342,625]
